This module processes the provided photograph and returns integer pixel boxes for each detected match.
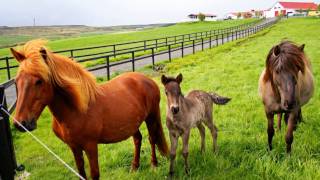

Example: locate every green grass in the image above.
[0,19,258,83]
[11,17,320,179]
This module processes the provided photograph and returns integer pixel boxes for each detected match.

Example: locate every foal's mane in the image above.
[17,39,101,113]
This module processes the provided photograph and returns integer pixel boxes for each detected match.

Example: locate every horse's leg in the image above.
[131,130,142,171]
[204,119,218,152]
[286,112,297,153]
[169,132,178,177]
[182,130,191,174]
[84,143,99,180]
[266,112,274,151]
[70,146,87,179]
[284,113,289,125]
[277,113,282,131]
[146,114,158,167]
[197,123,206,153]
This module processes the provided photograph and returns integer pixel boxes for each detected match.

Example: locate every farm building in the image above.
[225,10,263,20]
[187,13,217,21]
[263,1,318,18]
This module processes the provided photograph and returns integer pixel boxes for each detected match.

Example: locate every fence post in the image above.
[5,57,11,80]
[192,40,195,54]
[131,51,135,72]
[168,45,172,62]
[165,38,168,46]
[201,38,204,51]
[209,36,212,48]
[216,35,218,46]
[155,39,158,50]
[0,87,17,180]
[70,50,74,58]
[144,40,147,52]
[113,45,116,58]
[106,56,110,80]
[181,42,184,57]
[152,48,155,69]
[222,34,224,44]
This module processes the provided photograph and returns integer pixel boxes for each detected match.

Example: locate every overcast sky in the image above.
[1,0,319,27]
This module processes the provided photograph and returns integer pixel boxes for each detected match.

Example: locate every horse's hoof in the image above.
[151,161,158,168]
[130,164,139,172]
[185,168,190,175]
[169,171,174,178]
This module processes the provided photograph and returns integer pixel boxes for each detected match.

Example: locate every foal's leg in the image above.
[277,113,282,131]
[197,123,206,153]
[286,112,297,153]
[70,146,87,179]
[84,143,99,180]
[169,132,179,177]
[131,130,142,171]
[266,112,274,151]
[204,119,218,152]
[182,130,191,174]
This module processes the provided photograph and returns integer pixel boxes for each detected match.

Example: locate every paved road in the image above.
[2,18,277,108]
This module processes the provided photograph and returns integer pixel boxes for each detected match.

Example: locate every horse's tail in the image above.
[146,107,169,157]
[209,92,231,105]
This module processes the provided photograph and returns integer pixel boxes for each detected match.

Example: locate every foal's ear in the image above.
[176,73,183,84]
[273,45,281,56]
[39,47,48,63]
[161,75,168,85]
[299,44,305,51]
[10,48,25,62]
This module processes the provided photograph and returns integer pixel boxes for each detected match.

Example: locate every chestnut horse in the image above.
[11,40,168,179]
[258,41,314,153]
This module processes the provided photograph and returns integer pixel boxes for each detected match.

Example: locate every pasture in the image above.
[11,17,320,179]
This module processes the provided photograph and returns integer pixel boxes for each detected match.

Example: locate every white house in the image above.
[263,1,318,18]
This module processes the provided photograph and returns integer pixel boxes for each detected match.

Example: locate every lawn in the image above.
[11,17,320,179]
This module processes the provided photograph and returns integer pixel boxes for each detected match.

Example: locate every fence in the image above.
[0,17,279,179]
[0,19,264,81]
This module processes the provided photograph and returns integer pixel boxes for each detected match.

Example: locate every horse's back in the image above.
[299,67,314,106]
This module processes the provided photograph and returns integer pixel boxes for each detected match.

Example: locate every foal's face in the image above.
[161,74,183,115]
[11,48,54,132]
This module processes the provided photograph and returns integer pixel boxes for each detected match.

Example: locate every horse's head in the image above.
[161,74,183,115]
[10,40,54,132]
[265,41,306,111]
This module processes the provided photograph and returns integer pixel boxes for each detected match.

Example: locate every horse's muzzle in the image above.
[14,119,37,132]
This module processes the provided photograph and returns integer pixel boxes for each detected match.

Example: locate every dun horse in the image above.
[161,74,230,176]
[11,40,168,179]
[258,41,314,153]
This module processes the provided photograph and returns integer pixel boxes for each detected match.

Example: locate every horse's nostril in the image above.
[171,107,179,114]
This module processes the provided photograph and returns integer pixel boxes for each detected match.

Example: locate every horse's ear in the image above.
[273,45,281,56]
[299,44,305,51]
[161,75,168,85]
[39,47,48,63]
[176,73,183,84]
[10,48,25,62]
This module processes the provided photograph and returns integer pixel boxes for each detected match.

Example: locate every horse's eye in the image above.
[165,91,168,95]
[35,79,43,86]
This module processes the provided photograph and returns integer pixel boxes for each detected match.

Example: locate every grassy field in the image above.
[0,19,257,83]
[11,17,320,179]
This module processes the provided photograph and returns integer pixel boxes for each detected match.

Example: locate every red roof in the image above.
[279,2,318,10]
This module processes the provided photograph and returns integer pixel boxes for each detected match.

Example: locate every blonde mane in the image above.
[17,39,101,113]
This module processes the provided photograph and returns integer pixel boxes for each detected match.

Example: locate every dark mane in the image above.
[263,41,306,83]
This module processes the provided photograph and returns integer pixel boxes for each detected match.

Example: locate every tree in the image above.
[237,12,242,19]
[198,13,206,22]
[318,4,320,11]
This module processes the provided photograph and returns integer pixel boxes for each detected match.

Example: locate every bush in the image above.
[198,13,206,21]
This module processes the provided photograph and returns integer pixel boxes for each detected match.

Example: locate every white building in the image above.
[187,13,218,21]
[263,1,318,18]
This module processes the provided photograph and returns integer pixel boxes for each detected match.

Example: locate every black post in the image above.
[0,87,17,180]
[168,45,172,62]
[70,50,74,58]
[5,57,11,80]
[113,45,116,58]
[201,38,204,51]
[144,41,147,51]
[222,34,224,44]
[131,51,135,72]
[181,42,184,57]
[152,48,155,69]
[216,35,218,46]
[209,36,212,48]
[192,40,195,54]
[155,39,158,50]
[106,56,110,80]
[165,38,168,46]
